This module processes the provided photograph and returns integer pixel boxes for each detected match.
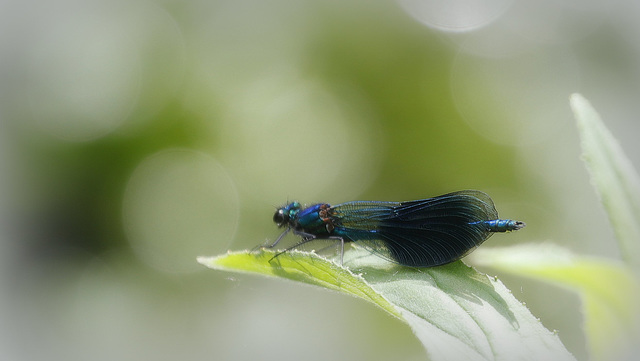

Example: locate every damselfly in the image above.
[266,190,524,267]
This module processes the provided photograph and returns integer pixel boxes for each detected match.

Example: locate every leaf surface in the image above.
[199,248,575,361]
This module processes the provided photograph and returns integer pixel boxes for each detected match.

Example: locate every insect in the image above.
[266,190,524,267]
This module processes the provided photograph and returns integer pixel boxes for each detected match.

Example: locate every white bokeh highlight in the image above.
[398,0,513,32]
[123,149,239,274]
[24,1,186,141]
[25,4,141,142]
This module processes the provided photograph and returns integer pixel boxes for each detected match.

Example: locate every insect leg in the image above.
[270,234,319,262]
[267,228,291,248]
[308,236,345,265]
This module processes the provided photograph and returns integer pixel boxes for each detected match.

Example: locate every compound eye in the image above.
[273,209,287,226]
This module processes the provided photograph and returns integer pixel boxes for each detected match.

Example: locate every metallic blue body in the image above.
[270,190,525,267]
[476,219,523,232]
[295,204,330,234]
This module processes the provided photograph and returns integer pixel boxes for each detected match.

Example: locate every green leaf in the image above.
[571,93,640,270]
[198,248,400,318]
[199,248,575,361]
[469,244,640,361]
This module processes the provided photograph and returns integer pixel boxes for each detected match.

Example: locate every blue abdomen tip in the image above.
[483,219,526,232]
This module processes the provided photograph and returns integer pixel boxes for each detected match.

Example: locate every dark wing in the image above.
[332,190,499,267]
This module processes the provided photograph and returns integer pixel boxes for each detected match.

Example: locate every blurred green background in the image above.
[1,0,639,360]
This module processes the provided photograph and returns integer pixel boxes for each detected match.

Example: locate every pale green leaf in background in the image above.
[468,94,640,361]
[199,248,575,361]
[469,244,640,361]
[571,93,640,271]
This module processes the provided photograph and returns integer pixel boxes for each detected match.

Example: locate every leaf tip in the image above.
[569,92,585,104]
[196,255,217,268]
[569,93,593,123]
[196,255,209,265]
[197,252,235,268]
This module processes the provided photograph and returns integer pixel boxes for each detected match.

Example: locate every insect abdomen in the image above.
[481,219,526,232]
